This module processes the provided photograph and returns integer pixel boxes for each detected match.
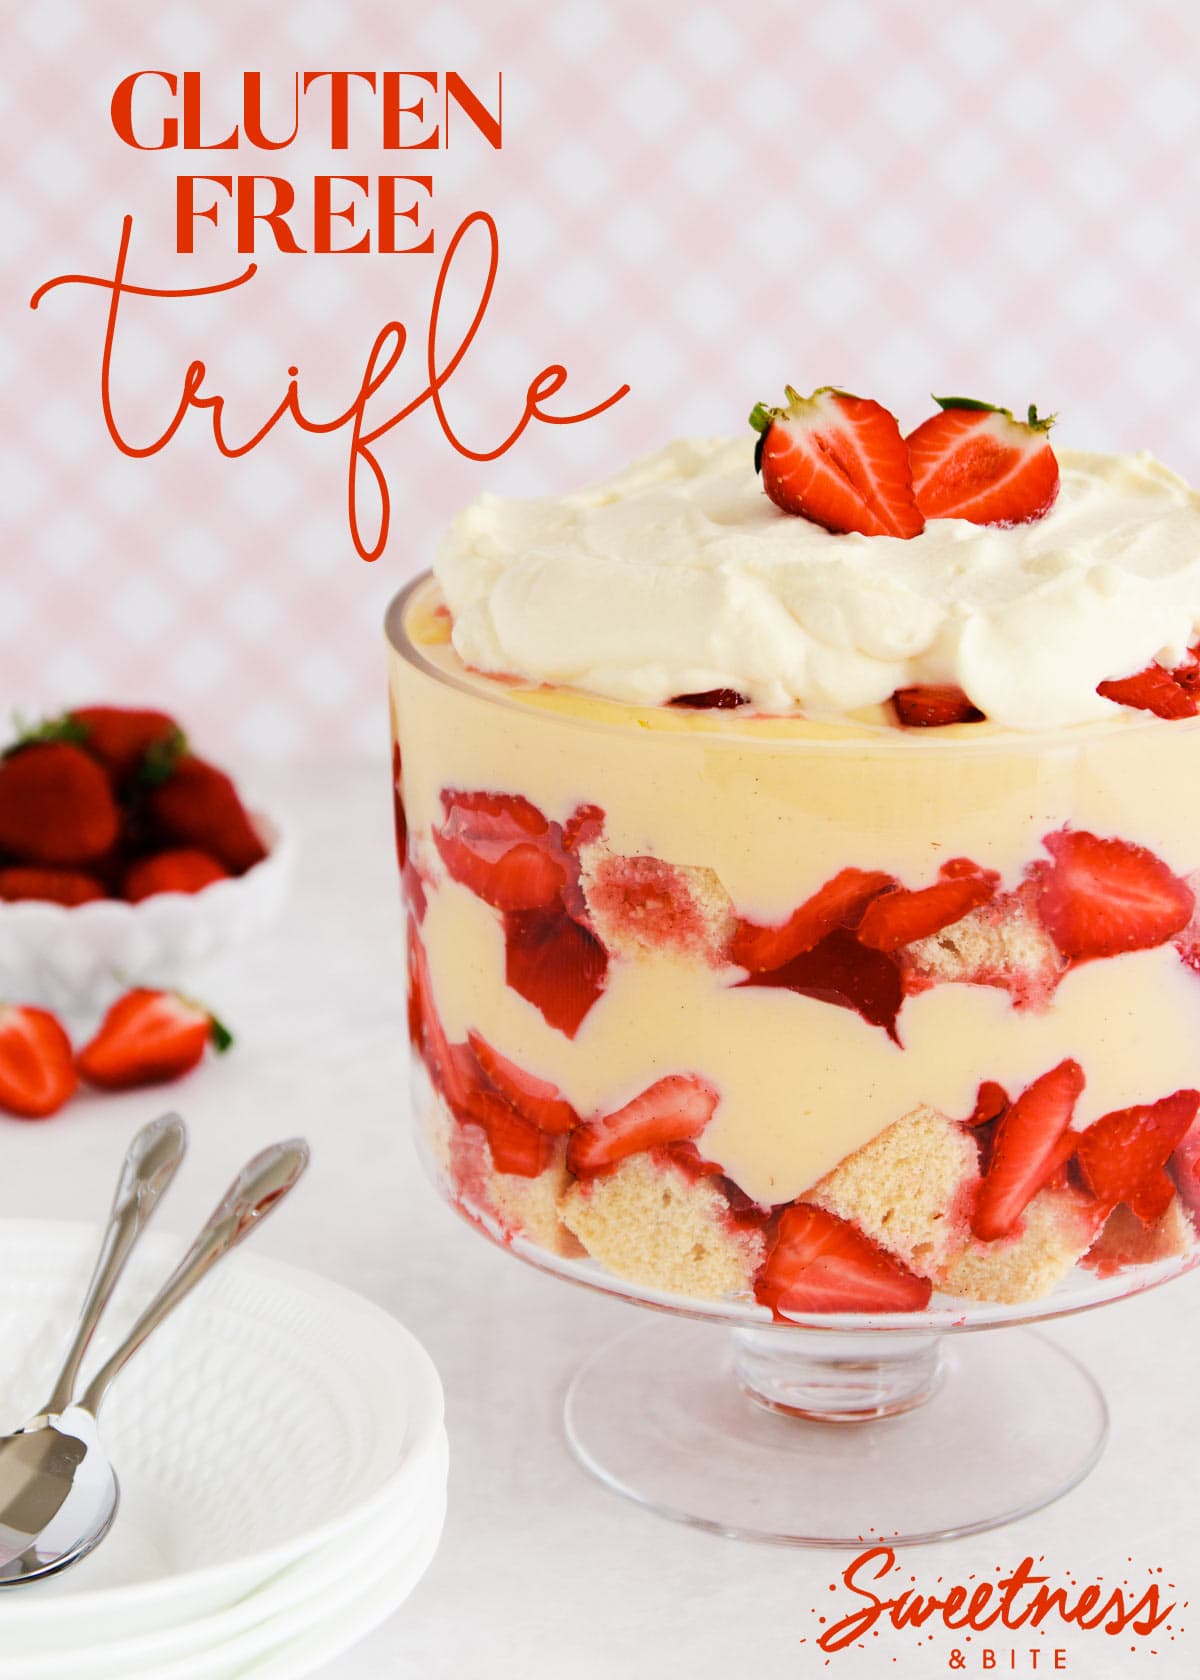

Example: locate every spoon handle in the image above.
[41,1113,187,1418]
[78,1138,310,1417]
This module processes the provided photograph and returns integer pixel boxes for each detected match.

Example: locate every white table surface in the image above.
[2,759,1196,1680]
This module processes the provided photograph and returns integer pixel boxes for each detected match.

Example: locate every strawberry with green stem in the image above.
[906,397,1060,525]
[750,386,925,538]
[77,988,233,1090]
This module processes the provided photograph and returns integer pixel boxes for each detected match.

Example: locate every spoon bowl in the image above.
[0,1409,116,1581]
[0,1137,309,1587]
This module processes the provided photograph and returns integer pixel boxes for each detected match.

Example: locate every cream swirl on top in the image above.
[434,440,1200,731]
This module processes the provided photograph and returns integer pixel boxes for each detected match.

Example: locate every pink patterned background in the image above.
[4,0,1200,756]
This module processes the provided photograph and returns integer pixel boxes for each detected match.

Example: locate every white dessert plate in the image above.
[0,1220,444,1646]
[222,1496,445,1680]
[0,813,293,1011]
[0,1429,448,1675]
[0,1479,448,1680]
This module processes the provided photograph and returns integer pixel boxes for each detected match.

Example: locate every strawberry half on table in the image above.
[77,988,232,1091]
[0,1004,77,1119]
[750,386,925,538]
[906,397,1060,526]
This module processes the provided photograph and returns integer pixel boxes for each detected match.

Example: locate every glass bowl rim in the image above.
[384,572,1200,757]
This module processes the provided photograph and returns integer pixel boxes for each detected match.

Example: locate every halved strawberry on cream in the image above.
[905,396,1059,526]
[749,386,924,538]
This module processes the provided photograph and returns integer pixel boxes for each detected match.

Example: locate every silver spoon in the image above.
[0,1113,187,1572]
[0,1136,310,1585]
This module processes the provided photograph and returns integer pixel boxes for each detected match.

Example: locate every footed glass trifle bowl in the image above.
[387,574,1200,1545]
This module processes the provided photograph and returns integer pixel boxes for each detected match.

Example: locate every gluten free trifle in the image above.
[387,389,1200,1319]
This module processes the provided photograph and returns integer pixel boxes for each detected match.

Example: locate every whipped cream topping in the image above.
[434,439,1200,731]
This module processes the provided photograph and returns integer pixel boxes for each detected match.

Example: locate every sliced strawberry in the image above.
[966,1081,1010,1127]
[434,790,567,911]
[1174,870,1200,975]
[1035,828,1194,961]
[906,398,1059,526]
[0,742,120,866]
[562,803,604,853]
[392,742,408,869]
[559,802,605,925]
[1097,662,1199,720]
[1173,645,1200,697]
[939,856,1001,884]
[0,866,105,906]
[669,689,750,710]
[567,1074,719,1175]
[406,928,424,1050]
[755,1204,932,1317]
[1081,1200,1185,1275]
[408,930,472,1108]
[0,1004,77,1119]
[892,685,984,727]
[403,858,428,922]
[750,386,924,538]
[653,1138,727,1182]
[76,988,232,1091]
[1076,1089,1200,1225]
[466,1030,579,1134]
[123,849,229,901]
[1171,1115,1200,1217]
[857,874,996,952]
[972,1059,1085,1241]
[442,1042,486,1118]
[739,927,905,1041]
[461,1087,554,1177]
[729,867,896,973]
[503,907,608,1037]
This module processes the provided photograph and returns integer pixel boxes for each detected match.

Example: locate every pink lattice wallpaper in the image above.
[5,0,1200,754]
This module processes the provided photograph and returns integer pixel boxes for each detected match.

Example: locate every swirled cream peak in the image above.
[434,439,1200,730]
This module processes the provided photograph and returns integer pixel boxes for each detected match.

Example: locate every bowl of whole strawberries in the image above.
[0,705,292,1009]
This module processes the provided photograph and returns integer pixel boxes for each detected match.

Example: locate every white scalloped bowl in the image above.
[0,815,293,1012]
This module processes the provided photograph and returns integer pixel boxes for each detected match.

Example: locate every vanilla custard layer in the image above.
[390,585,1200,1202]
[419,881,1200,1205]
[393,582,1200,921]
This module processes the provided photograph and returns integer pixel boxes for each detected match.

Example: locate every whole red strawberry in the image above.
[906,397,1059,525]
[0,867,105,906]
[145,756,267,875]
[0,742,120,865]
[0,1004,77,1119]
[70,706,185,783]
[123,849,229,902]
[750,386,925,538]
[77,987,232,1090]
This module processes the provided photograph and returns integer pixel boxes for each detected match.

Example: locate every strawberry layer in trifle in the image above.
[386,388,1200,1320]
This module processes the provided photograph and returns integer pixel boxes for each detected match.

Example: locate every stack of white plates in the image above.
[0,1221,447,1679]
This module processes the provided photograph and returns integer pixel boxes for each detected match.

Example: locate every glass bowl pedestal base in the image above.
[565,1318,1108,1546]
